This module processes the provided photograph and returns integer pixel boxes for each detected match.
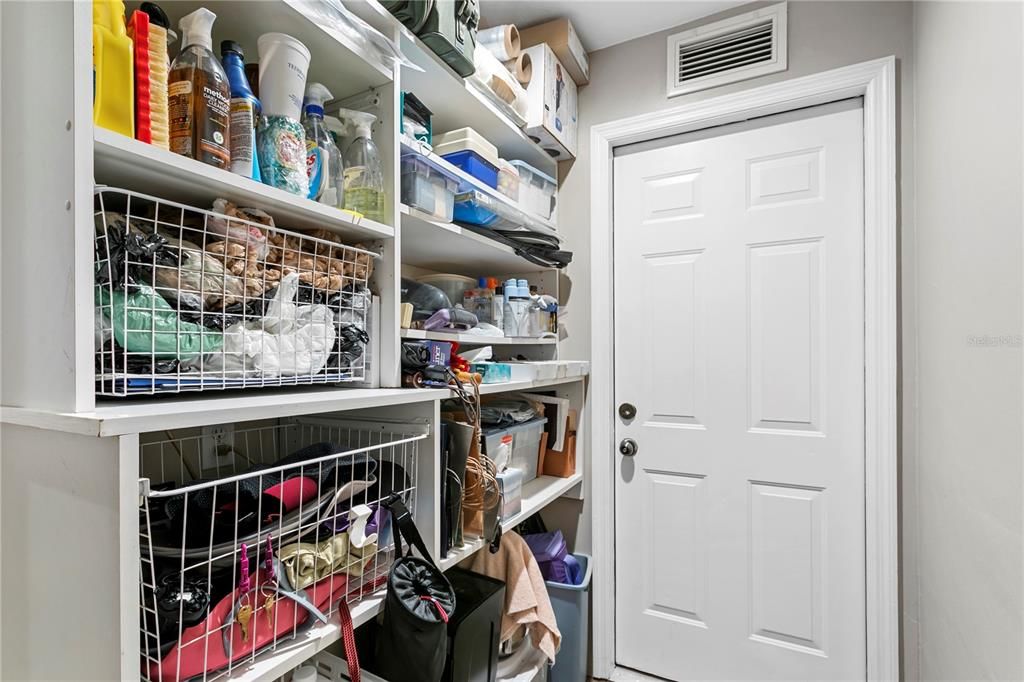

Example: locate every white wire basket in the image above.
[138,418,428,682]
[94,187,379,396]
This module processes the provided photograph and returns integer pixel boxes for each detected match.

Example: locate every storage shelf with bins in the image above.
[0,1,583,680]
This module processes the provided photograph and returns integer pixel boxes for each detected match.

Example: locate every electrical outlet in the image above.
[201,425,236,471]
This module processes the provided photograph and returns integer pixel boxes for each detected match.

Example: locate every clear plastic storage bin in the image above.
[510,160,557,220]
[401,154,460,222]
[497,159,520,201]
[483,418,548,483]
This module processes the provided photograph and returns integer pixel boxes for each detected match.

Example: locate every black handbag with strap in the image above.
[373,495,457,682]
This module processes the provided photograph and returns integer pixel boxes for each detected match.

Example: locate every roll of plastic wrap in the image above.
[478,24,520,62]
[503,52,533,85]
[471,43,528,118]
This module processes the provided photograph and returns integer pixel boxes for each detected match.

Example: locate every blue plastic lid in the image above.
[478,277,488,287]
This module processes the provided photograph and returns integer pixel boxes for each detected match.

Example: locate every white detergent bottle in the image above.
[338,109,386,222]
[302,82,345,208]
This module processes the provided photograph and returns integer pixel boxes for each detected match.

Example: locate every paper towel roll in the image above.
[478,24,520,62]
[503,52,533,85]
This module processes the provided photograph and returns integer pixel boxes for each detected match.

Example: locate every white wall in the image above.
[550,1,1022,678]
[912,3,1023,679]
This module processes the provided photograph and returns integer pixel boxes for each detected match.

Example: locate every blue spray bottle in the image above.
[221,41,262,182]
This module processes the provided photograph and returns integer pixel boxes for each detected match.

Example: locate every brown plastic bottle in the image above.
[168,8,230,169]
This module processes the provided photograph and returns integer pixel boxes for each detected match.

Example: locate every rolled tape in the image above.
[478,24,520,62]
[503,52,533,85]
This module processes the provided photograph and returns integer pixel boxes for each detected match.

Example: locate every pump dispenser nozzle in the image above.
[303,82,333,119]
[178,8,216,52]
[335,108,376,140]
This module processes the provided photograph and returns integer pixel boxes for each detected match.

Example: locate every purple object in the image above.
[423,307,478,331]
[525,530,582,585]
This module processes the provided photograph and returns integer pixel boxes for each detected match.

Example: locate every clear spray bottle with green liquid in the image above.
[337,109,386,223]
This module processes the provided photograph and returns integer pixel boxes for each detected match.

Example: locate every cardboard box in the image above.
[523,44,578,160]
[519,18,589,86]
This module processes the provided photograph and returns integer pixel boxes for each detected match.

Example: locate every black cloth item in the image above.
[371,496,456,682]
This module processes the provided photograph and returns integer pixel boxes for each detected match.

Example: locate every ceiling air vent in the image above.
[667,3,787,97]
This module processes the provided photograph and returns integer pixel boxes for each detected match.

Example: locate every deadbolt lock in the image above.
[618,402,637,420]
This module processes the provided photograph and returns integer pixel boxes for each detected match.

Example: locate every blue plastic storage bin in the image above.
[442,150,499,188]
[547,553,592,682]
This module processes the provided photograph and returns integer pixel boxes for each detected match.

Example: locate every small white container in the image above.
[434,127,501,168]
[510,160,557,220]
[257,33,311,120]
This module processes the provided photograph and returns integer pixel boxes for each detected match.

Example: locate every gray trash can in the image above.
[546,553,592,682]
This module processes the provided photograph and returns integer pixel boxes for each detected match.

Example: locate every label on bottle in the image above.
[305,139,325,201]
[168,79,194,156]
[228,98,255,175]
[198,79,231,169]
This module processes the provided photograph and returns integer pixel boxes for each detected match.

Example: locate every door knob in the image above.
[618,402,637,420]
[619,438,638,457]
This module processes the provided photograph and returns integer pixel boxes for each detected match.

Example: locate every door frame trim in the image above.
[589,56,898,680]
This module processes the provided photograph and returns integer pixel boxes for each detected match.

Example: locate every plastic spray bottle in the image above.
[221,41,262,181]
[302,83,345,208]
[337,109,386,222]
[169,8,231,169]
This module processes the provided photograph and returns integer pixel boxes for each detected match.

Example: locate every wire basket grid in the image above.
[138,420,427,682]
[95,187,379,396]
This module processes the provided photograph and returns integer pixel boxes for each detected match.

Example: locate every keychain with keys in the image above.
[237,543,253,642]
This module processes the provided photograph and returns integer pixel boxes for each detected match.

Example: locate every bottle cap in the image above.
[478,277,488,288]
[139,1,171,29]
[487,277,499,289]
[221,40,244,58]
[517,279,528,288]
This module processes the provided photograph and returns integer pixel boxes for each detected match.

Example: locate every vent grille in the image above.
[668,3,788,97]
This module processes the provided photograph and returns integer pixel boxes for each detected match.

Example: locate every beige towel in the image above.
[468,530,561,663]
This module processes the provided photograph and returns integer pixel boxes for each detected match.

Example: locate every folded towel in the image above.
[469,530,561,663]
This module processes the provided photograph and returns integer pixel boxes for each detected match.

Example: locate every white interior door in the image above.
[613,102,866,681]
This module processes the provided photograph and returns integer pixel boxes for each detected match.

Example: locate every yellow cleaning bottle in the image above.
[93,0,134,137]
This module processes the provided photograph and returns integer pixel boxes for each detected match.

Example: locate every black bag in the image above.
[374,496,457,682]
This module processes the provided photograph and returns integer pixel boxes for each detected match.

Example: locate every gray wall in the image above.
[912,3,1023,679]
[549,1,1022,678]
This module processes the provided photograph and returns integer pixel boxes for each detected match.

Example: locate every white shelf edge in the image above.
[0,387,450,437]
[439,538,487,572]
[224,591,386,682]
[94,129,394,242]
[439,473,585,572]
[401,328,557,346]
[477,375,587,395]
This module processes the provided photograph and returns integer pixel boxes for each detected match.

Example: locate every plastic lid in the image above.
[221,40,244,58]
[139,2,170,29]
[487,277,499,289]
[509,159,557,186]
[478,277,488,288]
[517,279,528,288]
[291,666,318,682]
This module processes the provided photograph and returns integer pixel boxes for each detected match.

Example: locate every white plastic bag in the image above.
[205,274,336,378]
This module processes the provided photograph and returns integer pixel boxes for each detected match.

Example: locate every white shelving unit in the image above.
[0,2,585,681]
[401,328,557,346]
